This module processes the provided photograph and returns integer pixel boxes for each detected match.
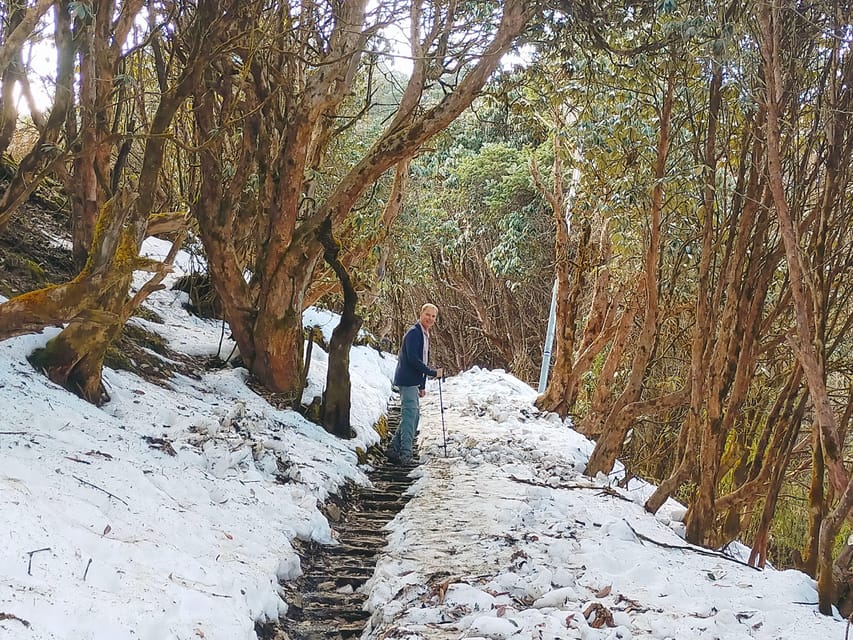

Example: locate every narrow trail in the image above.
[257,404,418,640]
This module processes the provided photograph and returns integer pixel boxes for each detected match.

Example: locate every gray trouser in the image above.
[389,385,420,457]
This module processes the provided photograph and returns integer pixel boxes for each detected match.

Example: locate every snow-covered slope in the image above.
[0,239,845,639]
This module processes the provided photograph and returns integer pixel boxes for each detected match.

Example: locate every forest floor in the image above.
[2,183,850,640]
[0,198,74,299]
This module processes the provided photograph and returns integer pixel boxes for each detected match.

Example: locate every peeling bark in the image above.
[585,73,674,478]
[194,0,532,398]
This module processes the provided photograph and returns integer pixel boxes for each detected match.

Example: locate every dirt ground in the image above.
[0,200,75,298]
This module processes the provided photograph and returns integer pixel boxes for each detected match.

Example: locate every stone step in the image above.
[303,573,373,589]
[324,544,378,558]
[271,407,410,640]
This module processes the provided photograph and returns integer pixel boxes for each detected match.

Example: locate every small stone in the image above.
[327,503,342,522]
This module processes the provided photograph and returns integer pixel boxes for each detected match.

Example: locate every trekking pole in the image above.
[439,376,447,457]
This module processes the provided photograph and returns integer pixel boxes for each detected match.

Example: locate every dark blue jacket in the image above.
[394,323,437,389]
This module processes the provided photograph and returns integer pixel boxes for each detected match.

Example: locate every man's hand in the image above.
[435,367,444,379]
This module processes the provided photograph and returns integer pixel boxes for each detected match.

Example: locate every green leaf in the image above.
[656,0,677,14]
[68,1,94,21]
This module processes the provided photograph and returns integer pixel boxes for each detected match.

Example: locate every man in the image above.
[386,303,444,464]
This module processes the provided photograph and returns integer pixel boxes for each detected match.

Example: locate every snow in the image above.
[0,243,847,639]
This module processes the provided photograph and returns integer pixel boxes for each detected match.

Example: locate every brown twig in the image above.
[72,475,129,506]
[26,547,51,575]
[622,521,761,571]
[509,475,634,502]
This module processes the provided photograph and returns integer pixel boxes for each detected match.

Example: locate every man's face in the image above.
[420,306,438,331]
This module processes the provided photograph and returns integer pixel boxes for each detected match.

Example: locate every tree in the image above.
[317,217,362,438]
[0,0,54,157]
[191,0,535,404]
[756,0,853,613]
[0,0,233,402]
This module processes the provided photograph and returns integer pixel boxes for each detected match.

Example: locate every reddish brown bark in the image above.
[578,298,636,438]
[585,73,674,478]
[803,427,825,576]
[194,0,532,398]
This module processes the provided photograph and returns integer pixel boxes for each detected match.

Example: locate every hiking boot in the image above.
[386,448,401,463]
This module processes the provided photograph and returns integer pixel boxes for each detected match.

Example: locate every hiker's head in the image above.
[419,303,438,331]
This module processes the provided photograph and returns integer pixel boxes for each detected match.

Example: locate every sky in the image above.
[0,238,848,640]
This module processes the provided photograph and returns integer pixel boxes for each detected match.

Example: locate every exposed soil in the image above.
[0,199,75,299]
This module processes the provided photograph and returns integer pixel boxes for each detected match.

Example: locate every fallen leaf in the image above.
[595,585,612,598]
[103,524,111,536]
[224,532,233,540]
[584,602,615,628]
[437,578,451,603]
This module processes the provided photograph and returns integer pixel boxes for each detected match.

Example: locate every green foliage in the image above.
[68,1,94,22]
[657,0,678,14]
[407,136,549,286]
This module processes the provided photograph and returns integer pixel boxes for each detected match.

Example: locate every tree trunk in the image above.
[0,0,75,230]
[585,73,673,478]
[578,300,635,437]
[250,232,324,398]
[29,296,126,404]
[319,218,363,437]
[803,428,826,576]
[818,478,853,614]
